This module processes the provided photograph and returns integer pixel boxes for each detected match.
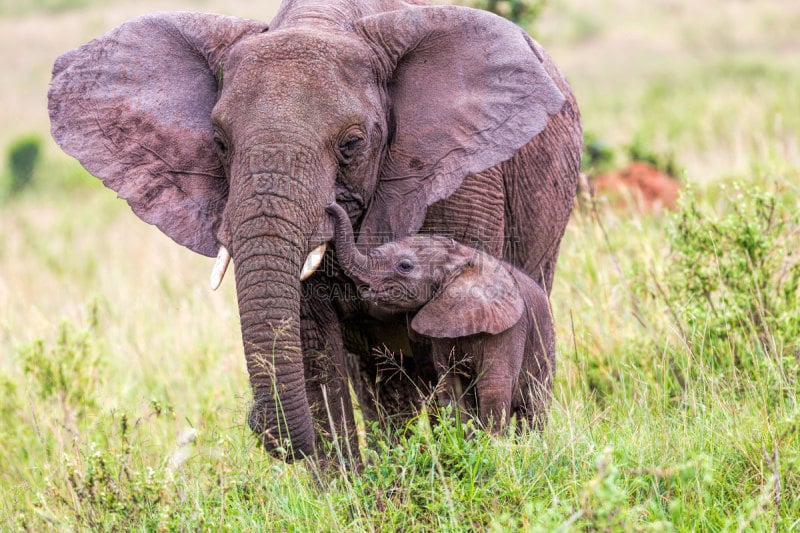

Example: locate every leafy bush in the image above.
[582,131,616,174]
[581,133,679,177]
[637,185,799,387]
[6,134,42,195]
[627,136,679,178]
[42,416,171,531]
[18,318,105,419]
[461,0,546,26]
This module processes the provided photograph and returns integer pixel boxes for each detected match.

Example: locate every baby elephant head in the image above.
[327,203,525,337]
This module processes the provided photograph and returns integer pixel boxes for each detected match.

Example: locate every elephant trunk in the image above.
[232,193,316,461]
[327,203,376,285]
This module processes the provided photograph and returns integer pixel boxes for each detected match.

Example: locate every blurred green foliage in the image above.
[18,318,104,416]
[462,0,546,26]
[0,0,91,16]
[626,137,678,178]
[582,131,616,174]
[582,131,679,178]
[6,134,41,195]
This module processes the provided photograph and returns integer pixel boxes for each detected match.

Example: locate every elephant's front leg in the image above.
[300,279,358,464]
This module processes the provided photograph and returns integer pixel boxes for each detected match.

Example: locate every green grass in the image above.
[2,0,800,530]
[1,174,797,530]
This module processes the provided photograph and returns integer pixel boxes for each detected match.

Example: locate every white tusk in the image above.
[299,243,327,281]
[210,246,231,290]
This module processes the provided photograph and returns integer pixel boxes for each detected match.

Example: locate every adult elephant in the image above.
[48,0,581,461]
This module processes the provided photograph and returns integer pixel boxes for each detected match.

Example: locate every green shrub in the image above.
[461,0,546,26]
[627,136,679,178]
[6,134,42,195]
[46,416,170,531]
[16,407,180,532]
[582,131,616,174]
[581,133,679,177]
[18,319,105,418]
[637,185,799,387]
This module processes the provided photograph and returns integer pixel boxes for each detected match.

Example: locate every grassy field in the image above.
[1,0,798,530]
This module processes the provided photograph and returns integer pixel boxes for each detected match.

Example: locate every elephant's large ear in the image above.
[354,5,565,245]
[48,13,267,257]
[411,257,525,338]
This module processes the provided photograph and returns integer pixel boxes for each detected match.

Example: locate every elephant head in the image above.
[327,203,525,338]
[48,1,566,460]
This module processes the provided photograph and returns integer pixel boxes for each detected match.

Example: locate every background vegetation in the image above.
[1,0,798,530]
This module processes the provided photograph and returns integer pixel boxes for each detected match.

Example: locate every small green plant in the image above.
[627,136,679,177]
[461,0,546,26]
[0,377,21,448]
[18,319,104,419]
[580,133,681,177]
[582,131,616,174]
[60,424,169,530]
[6,134,42,195]
[22,411,175,532]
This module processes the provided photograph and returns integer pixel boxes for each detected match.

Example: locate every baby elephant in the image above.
[326,203,555,432]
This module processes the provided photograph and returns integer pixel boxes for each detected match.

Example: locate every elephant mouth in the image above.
[361,287,416,311]
[360,288,380,300]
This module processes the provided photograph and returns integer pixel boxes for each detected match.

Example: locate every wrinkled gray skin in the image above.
[48,0,581,461]
[327,203,555,431]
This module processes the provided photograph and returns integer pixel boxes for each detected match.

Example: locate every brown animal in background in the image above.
[591,162,680,213]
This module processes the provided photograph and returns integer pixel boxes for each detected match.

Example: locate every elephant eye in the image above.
[396,259,415,274]
[337,131,365,164]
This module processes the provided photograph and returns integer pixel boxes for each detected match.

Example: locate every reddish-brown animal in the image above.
[591,162,680,213]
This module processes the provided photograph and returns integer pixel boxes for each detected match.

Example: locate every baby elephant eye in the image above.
[213,136,228,157]
[396,259,415,274]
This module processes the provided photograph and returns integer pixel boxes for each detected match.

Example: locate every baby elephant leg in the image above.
[431,341,471,423]
[475,326,526,433]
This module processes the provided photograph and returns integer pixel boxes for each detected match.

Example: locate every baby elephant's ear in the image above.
[411,259,525,338]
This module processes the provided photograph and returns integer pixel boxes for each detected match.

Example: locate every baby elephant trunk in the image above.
[326,203,374,285]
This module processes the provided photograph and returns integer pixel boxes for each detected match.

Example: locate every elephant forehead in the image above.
[216,30,378,129]
[229,29,373,88]
[409,235,458,254]
[386,236,451,262]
